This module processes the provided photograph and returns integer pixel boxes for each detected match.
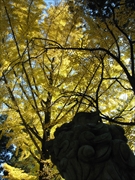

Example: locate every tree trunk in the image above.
[39,92,52,180]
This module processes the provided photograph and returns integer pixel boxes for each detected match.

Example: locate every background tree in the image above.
[70,0,135,18]
[0,0,135,179]
[0,115,15,180]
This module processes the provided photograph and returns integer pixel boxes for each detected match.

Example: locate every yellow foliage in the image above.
[0,0,135,179]
[3,163,37,180]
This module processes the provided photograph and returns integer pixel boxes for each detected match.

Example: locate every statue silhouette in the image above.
[46,112,135,180]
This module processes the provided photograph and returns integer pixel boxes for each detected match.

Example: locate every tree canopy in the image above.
[0,0,135,179]
[69,0,135,18]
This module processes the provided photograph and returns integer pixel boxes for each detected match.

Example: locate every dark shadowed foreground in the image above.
[46,112,135,180]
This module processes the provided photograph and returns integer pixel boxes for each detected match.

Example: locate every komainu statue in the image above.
[46,112,135,180]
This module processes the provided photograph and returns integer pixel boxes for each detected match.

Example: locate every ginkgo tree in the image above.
[0,0,135,179]
[0,0,96,179]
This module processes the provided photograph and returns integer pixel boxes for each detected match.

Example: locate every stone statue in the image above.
[46,112,135,180]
